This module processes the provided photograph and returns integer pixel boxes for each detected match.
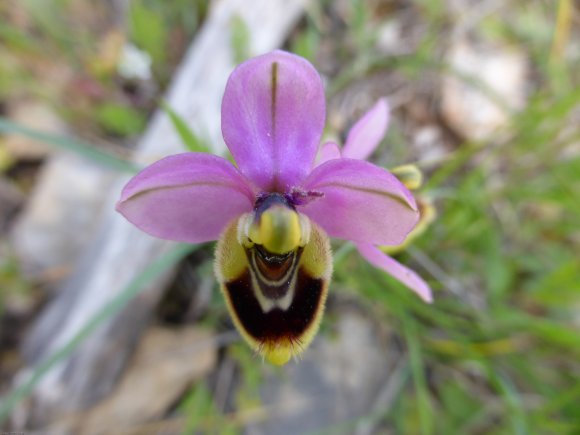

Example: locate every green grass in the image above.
[0,118,139,173]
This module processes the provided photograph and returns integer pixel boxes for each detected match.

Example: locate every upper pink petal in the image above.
[315,141,342,167]
[116,153,255,243]
[342,98,389,160]
[221,50,325,191]
[299,158,419,245]
[356,243,433,303]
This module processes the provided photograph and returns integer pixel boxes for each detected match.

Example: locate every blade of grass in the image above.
[401,311,433,435]
[160,102,212,153]
[550,0,572,63]
[536,382,580,418]
[486,367,528,435]
[230,15,251,64]
[0,243,197,425]
[0,117,138,173]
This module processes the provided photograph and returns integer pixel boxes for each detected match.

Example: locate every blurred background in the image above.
[1,0,579,434]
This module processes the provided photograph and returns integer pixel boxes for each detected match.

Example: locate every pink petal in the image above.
[356,243,433,303]
[300,158,419,245]
[342,98,389,160]
[116,153,255,243]
[315,141,342,166]
[301,158,419,245]
[221,50,325,191]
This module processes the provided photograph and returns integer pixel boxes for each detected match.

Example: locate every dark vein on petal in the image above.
[123,181,252,202]
[271,61,278,143]
[271,61,279,189]
[313,182,418,211]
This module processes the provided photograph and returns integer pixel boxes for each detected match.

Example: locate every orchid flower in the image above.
[116,50,431,365]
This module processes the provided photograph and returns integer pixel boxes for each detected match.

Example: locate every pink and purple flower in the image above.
[116,50,431,365]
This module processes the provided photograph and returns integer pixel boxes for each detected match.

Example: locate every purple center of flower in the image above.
[254,189,324,213]
[254,192,295,214]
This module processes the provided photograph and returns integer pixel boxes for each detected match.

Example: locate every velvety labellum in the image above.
[215,206,332,366]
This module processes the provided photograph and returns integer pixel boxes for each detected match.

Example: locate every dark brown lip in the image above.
[223,268,324,344]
